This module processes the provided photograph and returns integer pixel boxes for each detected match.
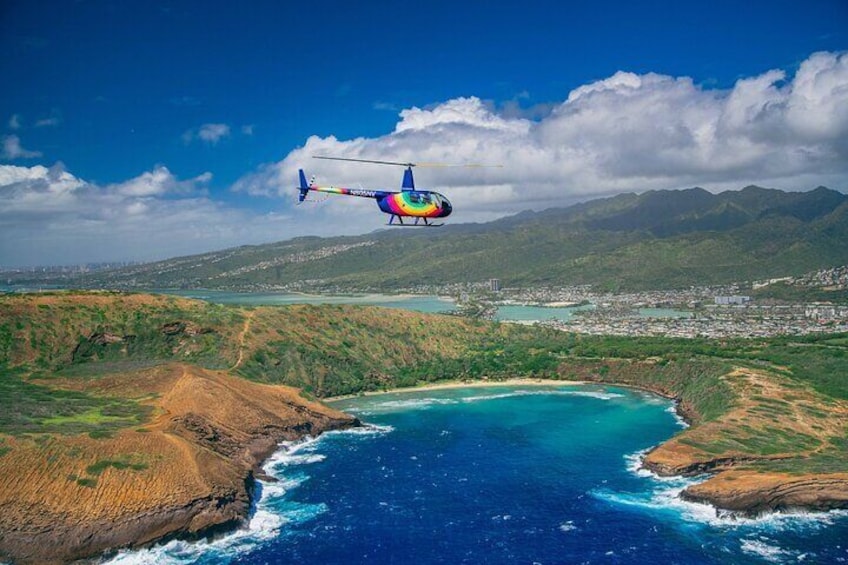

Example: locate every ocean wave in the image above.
[558,520,578,533]
[623,448,656,479]
[104,424,391,564]
[352,387,628,413]
[368,397,460,411]
[103,501,327,565]
[665,403,690,428]
[329,423,395,436]
[266,453,326,471]
[610,447,848,532]
[461,389,625,403]
[740,538,795,563]
[595,473,848,532]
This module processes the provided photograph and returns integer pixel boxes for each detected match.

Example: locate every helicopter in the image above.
[297,156,454,227]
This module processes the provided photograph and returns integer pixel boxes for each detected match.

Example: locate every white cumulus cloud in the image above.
[110,166,211,197]
[239,50,848,222]
[0,164,297,267]
[3,51,848,267]
[2,135,43,159]
[183,122,231,145]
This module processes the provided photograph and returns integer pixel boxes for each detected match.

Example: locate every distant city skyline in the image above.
[1,0,847,266]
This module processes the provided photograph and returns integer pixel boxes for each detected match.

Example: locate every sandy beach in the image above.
[323,378,585,402]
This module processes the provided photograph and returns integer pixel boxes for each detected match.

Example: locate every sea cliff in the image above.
[579,362,848,517]
[1,292,847,562]
[0,363,357,564]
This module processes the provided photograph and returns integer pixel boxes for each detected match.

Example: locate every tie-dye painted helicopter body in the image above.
[297,156,453,227]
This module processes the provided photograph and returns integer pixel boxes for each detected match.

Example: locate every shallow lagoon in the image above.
[157,290,693,322]
[155,289,456,314]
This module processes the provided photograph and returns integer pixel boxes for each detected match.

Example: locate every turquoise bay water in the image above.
[108,385,848,564]
[2,287,693,321]
[156,290,693,321]
[493,303,594,321]
[154,289,456,314]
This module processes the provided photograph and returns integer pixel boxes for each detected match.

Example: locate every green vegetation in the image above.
[66,457,149,489]
[21,185,840,292]
[752,282,848,303]
[2,292,847,483]
[86,457,148,476]
[0,375,151,436]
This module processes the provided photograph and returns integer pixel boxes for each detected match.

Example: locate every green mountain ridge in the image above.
[48,185,848,291]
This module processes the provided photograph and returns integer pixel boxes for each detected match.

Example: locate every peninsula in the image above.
[1,291,847,563]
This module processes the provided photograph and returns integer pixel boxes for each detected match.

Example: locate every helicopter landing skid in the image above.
[388,216,444,227]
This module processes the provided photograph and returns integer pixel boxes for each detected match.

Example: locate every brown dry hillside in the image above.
[0,291,550,563]
[0,362,356,564]
[3,291,847,561]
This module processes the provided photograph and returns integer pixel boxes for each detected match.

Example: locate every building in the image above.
[489,278,501,292]
[714,295,751,306]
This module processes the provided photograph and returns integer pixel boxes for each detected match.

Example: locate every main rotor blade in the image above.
[313,155,502,168]
[415,162,503,168]
[313,156,415,168]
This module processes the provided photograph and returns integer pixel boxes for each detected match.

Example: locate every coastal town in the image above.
[398,266,848,339]
[546,301,848,338]
[3,265,848,340]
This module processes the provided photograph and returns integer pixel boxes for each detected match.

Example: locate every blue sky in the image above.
[1,0,847,266]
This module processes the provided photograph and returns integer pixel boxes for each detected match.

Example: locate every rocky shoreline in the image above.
[3,292,846,562]
[680,472,848,515]
[623,370,848,518]
[333,375,848,519]
[643,450,848,516]
[0,364,359,565]
[0,370,848,563]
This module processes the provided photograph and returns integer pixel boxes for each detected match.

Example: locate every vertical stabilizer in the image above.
[298,169,310,202]
[401,167,415,191]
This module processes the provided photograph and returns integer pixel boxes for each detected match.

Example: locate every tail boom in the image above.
[297,170,389,201]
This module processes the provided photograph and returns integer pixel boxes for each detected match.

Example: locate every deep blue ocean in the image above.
[108,385,848,564]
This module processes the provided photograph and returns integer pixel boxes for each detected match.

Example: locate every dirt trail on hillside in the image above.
[231,310,256,370]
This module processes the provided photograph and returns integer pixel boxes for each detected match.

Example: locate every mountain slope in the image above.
[57,186,848,291]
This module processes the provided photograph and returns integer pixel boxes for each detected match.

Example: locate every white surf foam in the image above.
[607,448,848,532]
[559,390,625,400]
[740,538,795,563]
[666,402,690,428]
[356,387,626,413]
[329,422,395,436]
[371,397,459,410]
[623,448,658,479]
[104,499,328,565]
[558,520,578,533]
[104,424,391,564]
[461,389,625,403]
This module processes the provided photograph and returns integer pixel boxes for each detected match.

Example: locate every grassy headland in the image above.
[1,291,847,561]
